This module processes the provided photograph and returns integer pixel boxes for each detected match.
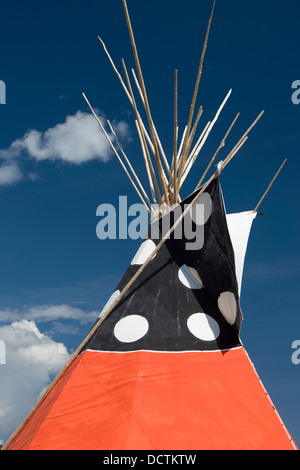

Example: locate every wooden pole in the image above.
[107,119,151,207]
[131,68,170,178]
[225,110,264,162]
[173,70,178,205]
[183,104,204,169]
[122,0,170,205]
[135,120,157,204]
[253,159,287,213]
[97,36,132,102]
[176,0,216,198]
[196,109,264,191]
[180,89,232,188]
[97,36,169,204]
[169,126,187,188]
[175,126,188,172]
[82,93,150,213]
[97,36,161,188]
[195,112,240,190]
[222,136,248,169]
[121,59,163,205]
[182,121,211,179]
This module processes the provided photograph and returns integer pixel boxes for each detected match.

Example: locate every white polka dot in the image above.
[217,291,237,325]
[178,265,203,289]
[131,239,156,265]
[114,315,149,343]
[99,290,120,318]
[187,313,220,341]
[189,193,212,225]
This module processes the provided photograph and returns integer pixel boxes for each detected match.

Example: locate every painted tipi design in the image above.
[2,0,297,450]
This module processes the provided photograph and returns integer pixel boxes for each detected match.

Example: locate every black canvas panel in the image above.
[81,178,242,353]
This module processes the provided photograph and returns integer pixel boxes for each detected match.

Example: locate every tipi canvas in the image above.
[2,0,297,451]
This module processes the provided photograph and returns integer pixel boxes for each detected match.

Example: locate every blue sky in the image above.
[0,0,299,447]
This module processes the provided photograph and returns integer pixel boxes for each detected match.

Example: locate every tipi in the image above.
[2,0,297,450]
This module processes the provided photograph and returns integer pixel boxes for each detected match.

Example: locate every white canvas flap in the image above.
[226,211,257,296]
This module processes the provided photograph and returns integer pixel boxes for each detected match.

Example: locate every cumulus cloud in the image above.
[0,304,98,324]
[0,320,69,440]
[0,163,23,187]
[0,111,130,165]
[0,302,100,442]
[0,110,131,188]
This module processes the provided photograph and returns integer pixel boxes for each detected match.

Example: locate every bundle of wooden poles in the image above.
[83,0,276,220]
[83,0,286,221]
[2,3,288,450]
[80,0,287,327]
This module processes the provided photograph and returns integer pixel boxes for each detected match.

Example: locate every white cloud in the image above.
[0,111,130,165]
[0,304,98,324]
[0,163,23,187]
[0,320,69,441]
[0,302,99,443]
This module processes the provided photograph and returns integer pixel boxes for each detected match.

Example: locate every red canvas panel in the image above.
[7,348,296,450]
